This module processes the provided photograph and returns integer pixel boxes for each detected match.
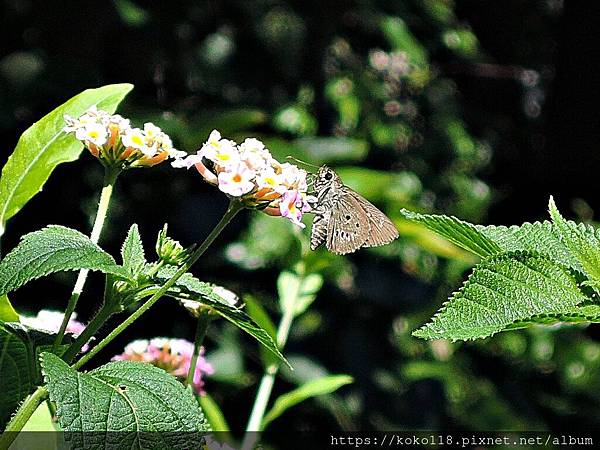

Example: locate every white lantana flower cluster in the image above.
[63,106,185,168]
[172,130,313,228]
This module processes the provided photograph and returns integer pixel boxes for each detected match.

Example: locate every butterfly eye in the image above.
[324,172,333,180]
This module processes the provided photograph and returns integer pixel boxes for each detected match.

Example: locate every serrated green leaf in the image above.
[0,294,19,322]
[0,321,65,430]
[261,375,353,429]
[0,323,34,430]
[400,209,501,257]
[548,196,600,283]
[414,251,592,341]
[0,84,133,235]
[121,224,146,275]
[482,221,580,270]
[506,304,600,330]
[41,352,208,448]
[401,209,594,271]
[155,267,289,368]
[0,225,129,296]
[278,271,323,318]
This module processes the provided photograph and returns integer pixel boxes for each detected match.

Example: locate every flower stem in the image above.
[186,311,213,390]
[244,308,294,429]
[62,301,117,363]
[53,167,120,353]
[0,387,49,450]
[72,200,243,371]
[241,269,303,449]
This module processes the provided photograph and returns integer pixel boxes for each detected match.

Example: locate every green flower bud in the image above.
[155,224,193,265]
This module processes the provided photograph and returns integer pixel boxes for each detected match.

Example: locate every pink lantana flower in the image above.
[172,129,313,228]
[112,338,214,395]
[279,190,312,228]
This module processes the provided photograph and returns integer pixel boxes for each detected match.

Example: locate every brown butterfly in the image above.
[309,166,399,255]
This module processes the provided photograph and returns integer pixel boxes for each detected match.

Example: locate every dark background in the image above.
[2,0,600,442]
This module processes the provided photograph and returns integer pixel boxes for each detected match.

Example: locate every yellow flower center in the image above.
[88,130,99,139]
[132,135,143,145]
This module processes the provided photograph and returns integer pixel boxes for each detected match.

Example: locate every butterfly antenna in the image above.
[286,156,320,170]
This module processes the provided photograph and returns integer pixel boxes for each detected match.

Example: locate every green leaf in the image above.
[0,84,133,235]
[41,352,208,447]
[155,267,289,368]
[244,296,276,340]
[413,251,593,341]
[21,402,57,432]
[381,16,427,66]
[548,196,600,284]
[0,323,34,430]
[198,394,230,432]
[278,271,323,318]
[0,225,129,296]
[505,304,600,330]
[400,208,593,271]
[400,209,501,257]
[0,321,64,430]
[113,0,149,27]
[482,221,581,271]
[121,224,146,275]
[269,137,368,165]
[244,295,278,368]
[261,375,353,429]
[0,294,19,322]
[337,168,421,203]
[9,402,61,450]
[183,108,267,149]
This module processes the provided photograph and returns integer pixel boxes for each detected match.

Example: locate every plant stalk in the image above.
[186,311,213,390]
[53,167,120,352]
[241,270,302,449]
[62,301,117,363]
[72,200,243,370]
[0,387,49,450]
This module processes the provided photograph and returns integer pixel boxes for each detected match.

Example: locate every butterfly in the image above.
[309,165,399,255]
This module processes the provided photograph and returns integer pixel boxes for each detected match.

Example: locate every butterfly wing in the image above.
[326,193,371,255]
[343,187,399,248]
